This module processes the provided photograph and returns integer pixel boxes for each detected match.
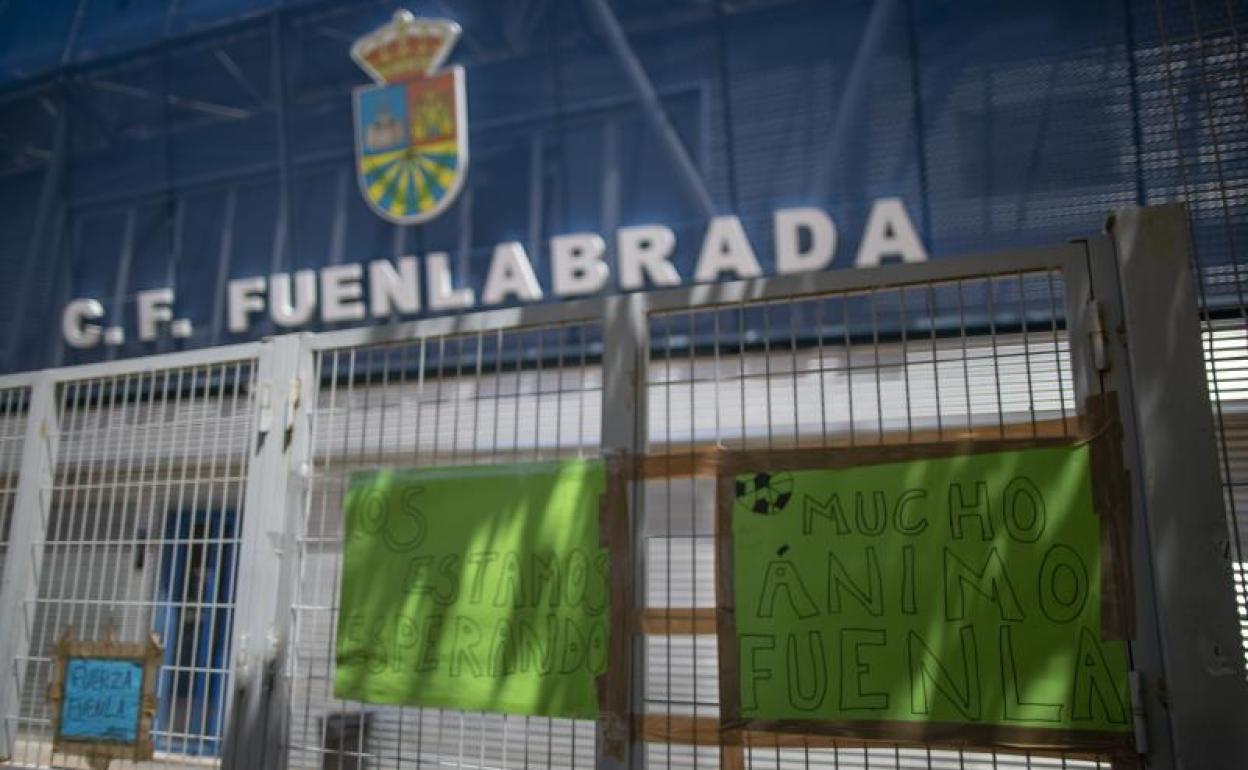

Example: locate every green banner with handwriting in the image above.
[335,460,608,719]
[731,445,1131,733]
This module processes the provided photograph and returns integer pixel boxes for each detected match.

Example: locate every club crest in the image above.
[351,10,468,225]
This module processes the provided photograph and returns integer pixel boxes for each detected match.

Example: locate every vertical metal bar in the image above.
[688,309,699,770]
[868,290,883,441]
[149,366,187,737]
[843,297,856,446]
[956,280,972,434]
[495,328,508,766]
[661,314,673,770]
[512,332,523,460]
[433,337,446,465]
[578,325,588,455]
[553,327,564,457]
[494,330,505,459]
[147,365,184,750]
[360,345,379,768]
[159,367,203,745]
[223,334,313,770]
[207,360,248,748]
[451,337,464,463]
[103,372,140,647]
[762,303,774,450]
[472,332,485,463]
[534,330,545,462]
[738,302,747,448]
[926,285,943,439]
[1017,272,1037,435]
[285,349,316,768]
[985,278,1006,436]
[814,301,827,446]
[191,363,228,750]
[65,376,108,640]
[168,367,208,744]
[1045,271,1070,434]
[789,304,800,446]
[899,286,914,440]
[306,348,341,770]
[599,292,646,770]
[0,374,58,759]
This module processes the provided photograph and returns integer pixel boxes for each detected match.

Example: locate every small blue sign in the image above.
[59,658,143,743]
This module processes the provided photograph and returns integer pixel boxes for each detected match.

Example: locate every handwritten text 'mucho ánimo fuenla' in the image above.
[739,479,1128,727]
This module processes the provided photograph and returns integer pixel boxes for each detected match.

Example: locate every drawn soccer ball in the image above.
[735,471,794,515]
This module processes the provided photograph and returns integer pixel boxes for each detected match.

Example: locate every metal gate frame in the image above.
[1,205,1244,770]
[0,339,265,767]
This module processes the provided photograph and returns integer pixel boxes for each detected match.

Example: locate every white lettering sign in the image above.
[62,202,927,347]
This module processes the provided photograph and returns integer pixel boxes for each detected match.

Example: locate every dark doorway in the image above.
[153,510,236,756]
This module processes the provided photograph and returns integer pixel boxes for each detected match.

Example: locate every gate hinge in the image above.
[284,376,301,431]
[1130,670,1149,754]
[283,376,301,449]
[257,383,274,437]
[1088,299,1110,372]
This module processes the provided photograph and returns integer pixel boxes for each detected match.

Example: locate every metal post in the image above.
[599,292,649,770]
[1062,238,1099,409]
[1080,230,1174,767]
[221,333,314,770]
[1097,204,1248,768]
[0,375,59,760]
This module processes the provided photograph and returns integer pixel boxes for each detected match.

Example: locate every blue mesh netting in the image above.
[0,0,1244,371]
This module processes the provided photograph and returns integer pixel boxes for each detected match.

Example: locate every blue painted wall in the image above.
[0,0,1243,372]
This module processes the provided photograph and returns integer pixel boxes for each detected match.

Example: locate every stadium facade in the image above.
[0,3,1246,770]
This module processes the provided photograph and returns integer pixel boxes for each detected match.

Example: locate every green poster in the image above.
[335,459,608,719]
[730,445,1131,735]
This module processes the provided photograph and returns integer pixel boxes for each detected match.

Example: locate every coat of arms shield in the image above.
[352,11,468,225]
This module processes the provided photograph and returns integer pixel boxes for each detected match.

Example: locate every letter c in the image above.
[63,298,105,349]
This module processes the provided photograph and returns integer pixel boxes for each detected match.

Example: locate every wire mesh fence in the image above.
[5,361,257,769]
[0,237,1242,770]
[1,260,1127,770]
[0,0,1238,766]
[287,323,604,770]
[0,385,30,597]
[639,269,1111,770]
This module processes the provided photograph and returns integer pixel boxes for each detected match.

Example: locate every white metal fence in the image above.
[637,270,1103,770]
[0,353,261,769]
[287,322,604,770]
[0,229,1241,770]
[0,385,30,597]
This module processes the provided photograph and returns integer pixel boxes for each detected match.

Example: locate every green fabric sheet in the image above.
[731,445,1131,733]
[335,459,608,719]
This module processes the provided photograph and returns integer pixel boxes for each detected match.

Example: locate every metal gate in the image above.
[1,206,1244,770]
[0,347,263,769]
